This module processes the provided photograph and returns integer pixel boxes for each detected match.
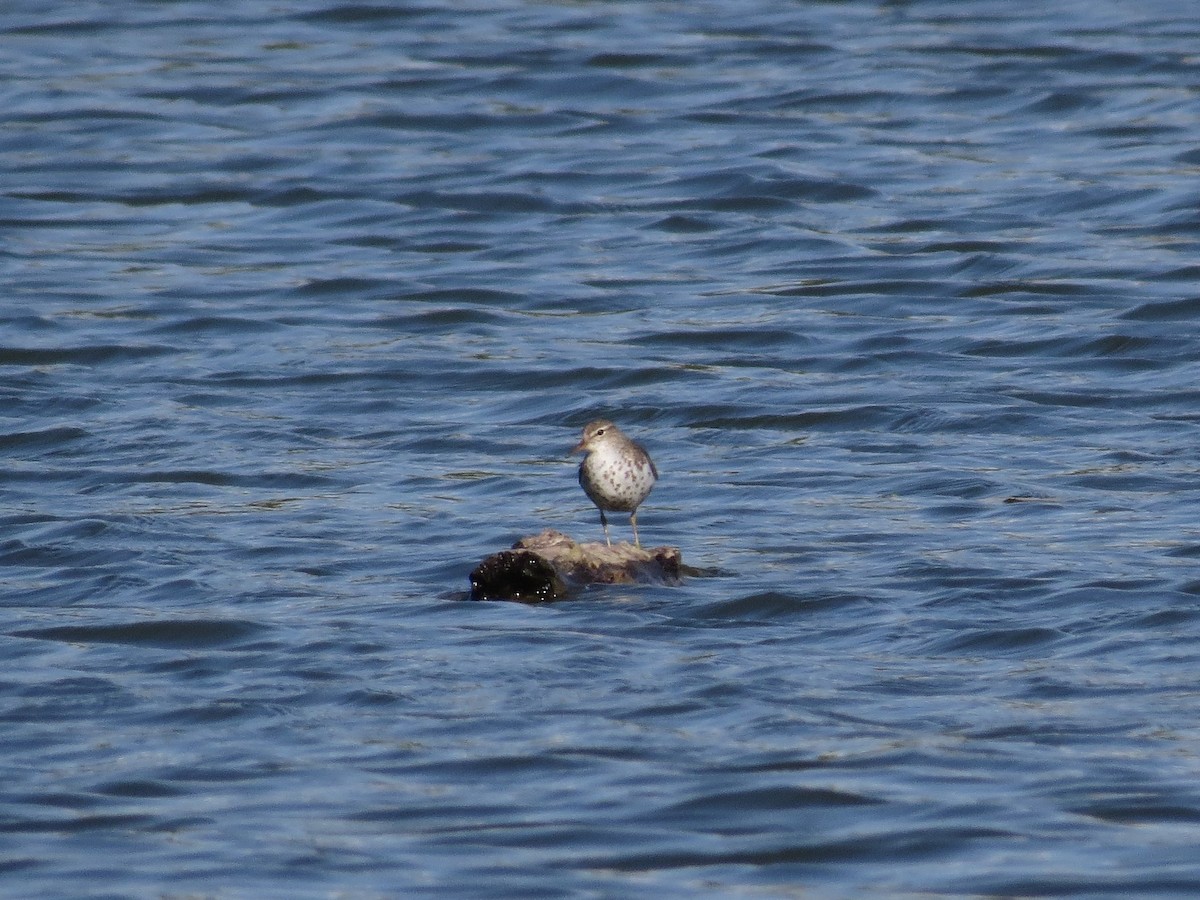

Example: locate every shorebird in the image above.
[571,419,657,548]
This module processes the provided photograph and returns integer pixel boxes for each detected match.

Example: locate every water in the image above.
[3,0,1200,895]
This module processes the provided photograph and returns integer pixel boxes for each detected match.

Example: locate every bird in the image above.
[571,419,658,548]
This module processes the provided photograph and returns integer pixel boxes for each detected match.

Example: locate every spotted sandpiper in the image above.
[571,419,658,548]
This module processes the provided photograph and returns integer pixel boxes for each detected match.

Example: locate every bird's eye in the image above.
[596,428,606,435]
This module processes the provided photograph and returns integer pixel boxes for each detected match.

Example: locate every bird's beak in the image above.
[570,438,586,456]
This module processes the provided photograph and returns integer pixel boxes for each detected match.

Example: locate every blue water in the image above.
[4,0,1200,895]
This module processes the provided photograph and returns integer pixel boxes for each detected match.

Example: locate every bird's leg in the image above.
[599,509,611,547]
[630,512,641,548]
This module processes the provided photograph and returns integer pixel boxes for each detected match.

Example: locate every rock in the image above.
[469,529,682,602]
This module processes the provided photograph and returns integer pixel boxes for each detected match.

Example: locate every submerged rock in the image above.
[469,529,682,602]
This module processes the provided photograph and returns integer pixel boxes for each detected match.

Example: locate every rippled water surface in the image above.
[5,0,1200,895]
